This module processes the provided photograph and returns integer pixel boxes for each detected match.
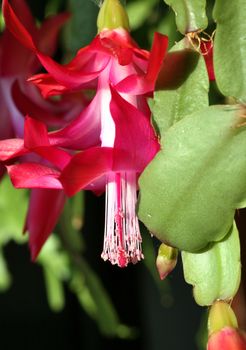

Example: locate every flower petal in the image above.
[24,117,72,170]
[49,90,102,149]
[60,147,114,196]
[29,146,72,171]
[12,80,75,127]
[7,163,63,189]
[100,30,133,66]
[0,138,26,161]
[25,189,66,260]
[146,32,169,82]
[37,13,70,56]
[110,87,160,172]
[3,0,110,89]
[6,0,36,33]
[24,116,49,148]
[1,2,69,75]
[115,33,168,94]
[2,0,69,55]
[36,51,110,90]
[0,0,38,75]
[0,29,34,76]
[27,73,74,98]
[99,29,149,62]
[2,0,37,51]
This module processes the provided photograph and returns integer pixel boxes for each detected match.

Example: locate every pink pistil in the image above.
[101,172,144,267]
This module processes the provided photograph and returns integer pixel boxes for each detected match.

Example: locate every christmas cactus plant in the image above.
[0,0,245,349]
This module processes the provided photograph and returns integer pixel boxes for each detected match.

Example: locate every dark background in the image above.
[0,192,203,350]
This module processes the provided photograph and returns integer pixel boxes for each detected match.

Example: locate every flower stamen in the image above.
[101,172,144,267]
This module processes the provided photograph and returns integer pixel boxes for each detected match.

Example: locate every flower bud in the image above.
[207,327,246,350]
[207,301,246,350]
[156,243,178,280]
[97,0,130,32]
[200,39,215,81]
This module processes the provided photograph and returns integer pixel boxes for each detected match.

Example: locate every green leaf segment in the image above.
[163,0,207,34]
[139,104,246,252]
[213,0,246,103]
[182,223,241,306]
[154,38,209,134]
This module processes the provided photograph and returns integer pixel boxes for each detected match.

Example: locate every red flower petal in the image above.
[99,29,149,62]
[36,51,110,90]
[27,73,73,98]
[24,117,72,170]
[60,147,114,196]
[25,189,66,260]
[37,12,70,56]
[12,76,80,128]
[2,0,69,55]
[0,138,27,161]
[24,116,49,148]
[31,146,72,171]
[0,118,71,169]
[2,0,37,52]
[110,87,160,172]
[6,0,36,34]
[115,33,168,94]
[100,30,133,66]
[0,29,33,76]
[7,163,62,189]
[49,90,102,149]
[146,32,169,82]
[3,0,110,89]
[0,0,38,74]
[1,1,69,76]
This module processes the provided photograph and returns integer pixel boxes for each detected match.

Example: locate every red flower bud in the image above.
[207,301,246,350]
[200,40,215,81]
[207,327,246,350]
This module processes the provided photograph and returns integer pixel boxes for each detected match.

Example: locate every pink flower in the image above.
[0,0,86,258]
[60,88,160,267]
[2,0,168,266]
[0,0,67,178]
[3,0,167,150]
[0,89,160,266]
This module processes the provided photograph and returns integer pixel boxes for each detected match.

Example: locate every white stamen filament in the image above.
[101,172,144,267]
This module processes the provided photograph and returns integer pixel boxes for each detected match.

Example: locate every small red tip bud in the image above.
[207,301,246,350]
[207,327,246,350]
[156,243,178,280]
